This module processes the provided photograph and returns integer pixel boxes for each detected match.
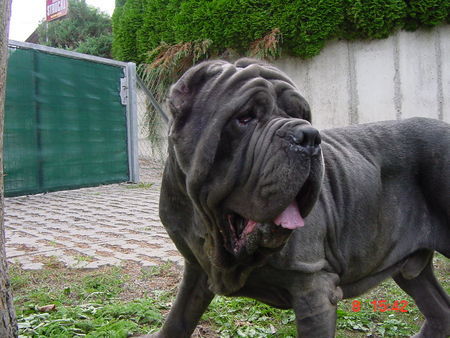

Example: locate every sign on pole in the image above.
[46,0,69,22]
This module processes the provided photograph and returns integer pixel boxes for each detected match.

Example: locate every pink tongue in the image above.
[273,202,304,229]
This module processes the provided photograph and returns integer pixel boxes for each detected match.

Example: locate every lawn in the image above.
[10,254,449,337]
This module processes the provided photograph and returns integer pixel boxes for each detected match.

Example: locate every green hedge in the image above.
[112,0,450,63]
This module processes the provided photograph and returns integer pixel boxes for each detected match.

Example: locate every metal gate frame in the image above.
[7,40,139,185]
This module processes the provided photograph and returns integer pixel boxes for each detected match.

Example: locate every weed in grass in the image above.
[48,240,59,247]
[203,297,296,337]
[150,290,174,311]
[73,254,95,268]
[41,255,64,269]
[9,264,31,291]
[140,262,173,280]
[80,267,126,301]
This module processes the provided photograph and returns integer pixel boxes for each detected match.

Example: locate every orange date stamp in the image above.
[351,300,409,312]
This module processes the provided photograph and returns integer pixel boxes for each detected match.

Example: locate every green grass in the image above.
[203,297,297,337]
[10,254,449,337]
[18,300,162,337]
[11,263,168,337]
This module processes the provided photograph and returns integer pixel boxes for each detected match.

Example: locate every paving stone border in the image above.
[4,165,183,270]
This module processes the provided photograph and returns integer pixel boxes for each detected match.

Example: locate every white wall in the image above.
[274,25,450,130]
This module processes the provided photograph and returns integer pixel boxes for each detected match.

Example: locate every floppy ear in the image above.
[168,60,226,120]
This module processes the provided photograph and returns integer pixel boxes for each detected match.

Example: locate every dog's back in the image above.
[318,117,449,259]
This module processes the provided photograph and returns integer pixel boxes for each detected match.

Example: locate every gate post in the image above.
[125,62,139,183]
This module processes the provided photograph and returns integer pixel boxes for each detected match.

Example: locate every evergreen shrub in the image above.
[112,0,449,62]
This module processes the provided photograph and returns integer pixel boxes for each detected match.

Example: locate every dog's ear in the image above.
[168,61,226,121]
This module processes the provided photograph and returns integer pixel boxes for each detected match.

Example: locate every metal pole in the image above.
[136,75,169,124]
[125,62,139,183]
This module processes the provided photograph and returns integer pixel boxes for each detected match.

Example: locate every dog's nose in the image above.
[290,126,321,147]
[278,125,321,156]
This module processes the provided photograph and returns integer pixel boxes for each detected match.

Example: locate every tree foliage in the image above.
[37,0,112,58]
[112,0,450,63]
[76,34,113,58]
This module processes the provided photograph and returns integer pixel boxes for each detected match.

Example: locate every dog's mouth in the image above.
[224,202,303,255]
[223,196,306,258]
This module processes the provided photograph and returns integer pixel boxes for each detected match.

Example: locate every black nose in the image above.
[278,125,321,156]
[290,126,321,147]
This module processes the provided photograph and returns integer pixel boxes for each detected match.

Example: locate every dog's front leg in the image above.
[146,261,214,338]
[291,272,342,338]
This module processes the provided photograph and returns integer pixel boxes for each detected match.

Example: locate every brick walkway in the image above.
[4,164,183,270]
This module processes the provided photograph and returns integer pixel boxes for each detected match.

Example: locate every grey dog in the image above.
[147,59,449,337]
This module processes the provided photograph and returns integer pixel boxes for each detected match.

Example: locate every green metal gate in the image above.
[4,41,138,197]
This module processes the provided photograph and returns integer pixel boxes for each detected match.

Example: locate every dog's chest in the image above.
[228,267,297,309]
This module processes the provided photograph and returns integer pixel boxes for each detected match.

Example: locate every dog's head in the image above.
[167,58,324,267]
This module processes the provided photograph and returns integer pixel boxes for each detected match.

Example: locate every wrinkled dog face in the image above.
[168,59,324,264]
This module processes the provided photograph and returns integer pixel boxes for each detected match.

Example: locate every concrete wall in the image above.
[274,25,450,130]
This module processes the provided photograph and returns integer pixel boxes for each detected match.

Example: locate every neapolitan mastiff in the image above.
[149,59,450,337]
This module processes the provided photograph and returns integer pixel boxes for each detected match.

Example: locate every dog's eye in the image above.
[237,113,255,125]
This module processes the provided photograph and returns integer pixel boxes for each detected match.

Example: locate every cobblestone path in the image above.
[4,165,183,269]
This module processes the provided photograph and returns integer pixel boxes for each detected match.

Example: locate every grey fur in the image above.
[148,59,450,338]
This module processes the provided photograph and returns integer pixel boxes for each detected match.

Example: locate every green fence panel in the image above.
[4,47,130,197]
[4,48,39,196]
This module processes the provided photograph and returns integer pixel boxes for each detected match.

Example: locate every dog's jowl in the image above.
[147,59,450,337]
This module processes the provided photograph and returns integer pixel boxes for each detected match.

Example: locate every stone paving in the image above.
[4,164,183,270]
